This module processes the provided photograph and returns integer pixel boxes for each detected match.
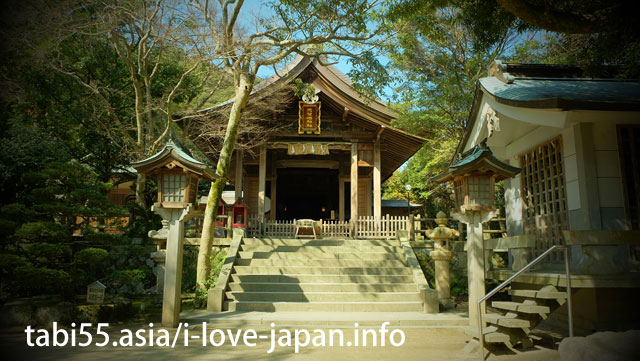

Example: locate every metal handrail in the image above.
[477,244,573,359]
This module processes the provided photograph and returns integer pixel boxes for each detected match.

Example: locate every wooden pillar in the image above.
[270,151,277,220]
[258,144,266,233]
[339,178,345,222]
[235,149,244,201]
[350,142,358,237]
[373,140,382,221]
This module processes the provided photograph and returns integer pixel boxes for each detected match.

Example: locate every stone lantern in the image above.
[432,140,520,325]
[133,141,217,327]
[427,211,459,309]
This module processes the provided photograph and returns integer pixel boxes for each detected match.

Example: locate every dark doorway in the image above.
[276,168,338,220]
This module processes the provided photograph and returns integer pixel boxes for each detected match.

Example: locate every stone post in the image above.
[452,209,496,327]
[150,204,198,328]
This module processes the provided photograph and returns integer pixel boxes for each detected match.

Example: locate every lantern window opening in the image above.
[162,173,187,203]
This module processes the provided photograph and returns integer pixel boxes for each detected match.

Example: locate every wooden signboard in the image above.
[87,280,106,304]
[298,101,321,134]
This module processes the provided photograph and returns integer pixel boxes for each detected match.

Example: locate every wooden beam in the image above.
[373,140,381,220]
[235,149,243,201]
[258,144,266,229]
[351,142,358,237]
[342,107,350,122]
[275,160,340,169]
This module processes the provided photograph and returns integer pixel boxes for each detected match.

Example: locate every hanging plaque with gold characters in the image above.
[298,101,321,134]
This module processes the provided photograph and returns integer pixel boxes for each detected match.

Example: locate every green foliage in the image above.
[10,265,73,296]
[14,222,70,243]
[23,242,72,265]
[83,232,130,246]
[206,248,228,288]
[292,79,316,100]
[110,269,149,285]
[182,247,198,293]
[194,247,228,306]
[373,1,549,214]
[74,247,109,265]
[0,253,30,274]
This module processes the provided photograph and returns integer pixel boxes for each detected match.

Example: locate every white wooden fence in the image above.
[322,220,351,238]
[356,215,407,239]
[244,215,408,239]
[264,219,295,238]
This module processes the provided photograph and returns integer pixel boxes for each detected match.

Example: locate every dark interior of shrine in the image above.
[276,168,340,220]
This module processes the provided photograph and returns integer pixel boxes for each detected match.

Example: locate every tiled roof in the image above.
[480,77,640,107]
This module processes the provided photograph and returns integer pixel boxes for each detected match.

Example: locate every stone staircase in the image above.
[222,237,425,312]
[478,284,568,349]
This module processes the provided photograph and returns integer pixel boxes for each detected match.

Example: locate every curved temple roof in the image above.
[196,56,427,180]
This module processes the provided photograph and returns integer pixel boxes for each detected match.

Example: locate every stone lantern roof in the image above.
[432,140,521,183]
[132,141,217,180]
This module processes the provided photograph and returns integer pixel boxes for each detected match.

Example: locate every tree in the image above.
[190,0,388,290]
[459,1,640,78]
[494,0,637,35]
[2,0,228,208]
[379,1,541,214]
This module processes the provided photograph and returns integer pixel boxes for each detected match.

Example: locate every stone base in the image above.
[439,298,455,310]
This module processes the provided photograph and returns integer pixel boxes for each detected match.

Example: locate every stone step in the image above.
[235,258,407,268]
[508,289,567,301]
[232,266,412,275]
[240,245,403,253]
[228,282,418,293]
[231,274,416,284]
[484,313,533,328]
[239,251,405,261]
[225,291,422,302]
[182,311,469,327]
[242,238,399,247]
[225,300,424,312]
[491,301,550,314]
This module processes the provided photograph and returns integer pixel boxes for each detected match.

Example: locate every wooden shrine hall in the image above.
[194,56,426,236]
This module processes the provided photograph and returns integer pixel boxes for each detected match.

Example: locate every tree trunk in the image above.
[135,172,146,209]
[196,75,253,290]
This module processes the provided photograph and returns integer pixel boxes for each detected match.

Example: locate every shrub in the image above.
[75,247,109,264]
[11,265,73,296]
[110,269,149,285]
[84,232,129,246]
[0,253,30,274]
[207,248,228,288]
[15,222,69,243]
[24,242,72,265]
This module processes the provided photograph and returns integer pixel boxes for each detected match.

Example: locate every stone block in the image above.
[420,286,439,313]
[207,287,225,312]
[597,178,624,208]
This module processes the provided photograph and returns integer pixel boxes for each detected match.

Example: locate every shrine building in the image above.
[193,56,426,233]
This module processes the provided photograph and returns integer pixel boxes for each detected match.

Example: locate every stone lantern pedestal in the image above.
[426,211,459,310]
[452,209,497,327]
[430,248,455,309]
[149,220,169,295]
[151,204,198,328]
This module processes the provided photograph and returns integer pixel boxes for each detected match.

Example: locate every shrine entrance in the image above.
[276,168,339,220]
